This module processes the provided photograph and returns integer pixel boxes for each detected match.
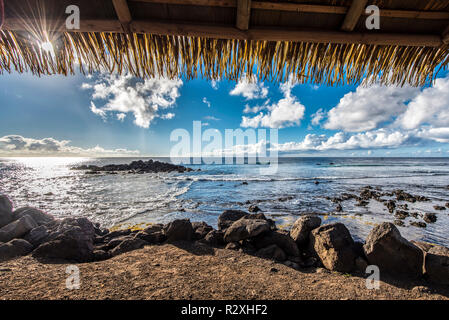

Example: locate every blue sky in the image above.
[1,68,449,157]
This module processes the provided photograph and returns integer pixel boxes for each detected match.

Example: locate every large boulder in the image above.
[0,215,38,243]
[110,237,147,257]
[192,221,214,240]
[134,229,166,244]
[363,222,423,278]
[310,223,357,272]
[223,218,270,243]
[97,228,133,244]
[290,215,321,246]
[0,239,33,262]
[24,225,50,247]
[256,244,286,261]
[251,230,300,257]
[218,210,247,230]
[163,219,194,242]
[93,249,110,261]
[13,207,55,226]
[0,195,14,228]
[97,235,133,251]
[425,245,449,285]
[32,217,96,262]
[143,224,164,234]
[203,230,225,247]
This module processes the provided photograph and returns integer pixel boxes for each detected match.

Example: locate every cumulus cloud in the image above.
[82,74,183,128]
[243,99,271,114]
[273,129,412,152]
[415,127,449,143]
[396,75,449,130]
[230,74,269,100]
[324,83,419,132]
[90,102,107,120]
[311,108,326,126]
[241,77,305,129]
[0,135,139,156]
[323,74,449,134]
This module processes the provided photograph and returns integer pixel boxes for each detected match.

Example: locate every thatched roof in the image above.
[1,0,449,86]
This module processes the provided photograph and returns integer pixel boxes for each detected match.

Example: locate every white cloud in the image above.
[161,113,175,120]
[324,83,419,132]
[203,116,220,121]
[0,135,139,156]
[416,127,449,143]
[243,100,271,114]
[211,80,219,90]
[230,74,269,100]
[81,83,92,90]
[90,102,106,120]
[274,129,411,152]
[202,97,211,108]
[241,77,305,129]
[396,75,449,130]
[117,113,126,121]
[82,74,183,128]
[311,108,325,126]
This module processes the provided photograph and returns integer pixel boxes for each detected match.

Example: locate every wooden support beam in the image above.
[132,0,237,7]
[443,25,449,45]
[236,0,251,31]
[379,10,449,20]
[3,18,443,47]
[3,18,123,33]
[251,2,346,14]
[112,0,132,33]
[341,0,368,31]
[131,0,449,20]
[130,21,442,47]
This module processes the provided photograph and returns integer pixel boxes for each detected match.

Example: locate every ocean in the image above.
[1,157,449,246]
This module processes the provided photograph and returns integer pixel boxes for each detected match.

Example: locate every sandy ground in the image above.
[0,242,448,300]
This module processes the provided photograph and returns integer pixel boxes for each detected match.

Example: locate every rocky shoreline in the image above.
[71,159,195,174]
[324,185,448,229]
[1,193,448,287]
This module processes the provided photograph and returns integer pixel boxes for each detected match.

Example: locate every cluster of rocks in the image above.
[1,194,449,286]
[72,159,195,174]
[327,186,444,229]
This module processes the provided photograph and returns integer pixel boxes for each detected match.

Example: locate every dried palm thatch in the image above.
[1,30,448,86]
[0,0,448,86]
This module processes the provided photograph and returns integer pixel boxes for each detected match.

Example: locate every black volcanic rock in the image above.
[72,159,193,174]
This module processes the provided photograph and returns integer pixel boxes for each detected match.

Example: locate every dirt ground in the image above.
[0,242,448,300]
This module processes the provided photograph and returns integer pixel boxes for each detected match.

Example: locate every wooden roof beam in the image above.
[443,25,449,45]
[341,0,368,32]
[130,21,442,47]
[112,0,133,33]
[236,0,251,31]
[131,0,449,20]
[3,18,443,47]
